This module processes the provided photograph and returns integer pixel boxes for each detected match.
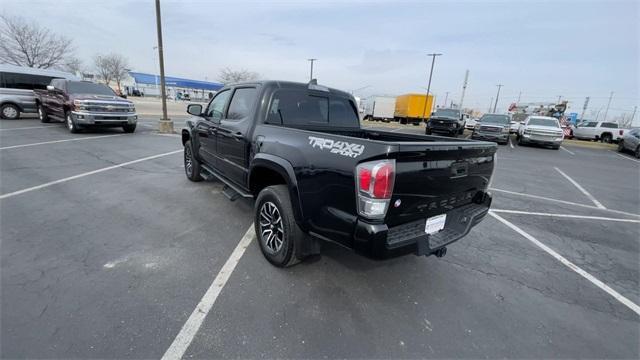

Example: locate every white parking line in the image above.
[611,150,640,164]
[0,150,181,200]
[490,212,640,316]
[0,125,58,131]
[559,146,575,155]
[508,137,514,149]
[0,134,125,150]
[490,209,640,223]
[489,187,639,218]
[161,225,255,360]
[553,167,605,209]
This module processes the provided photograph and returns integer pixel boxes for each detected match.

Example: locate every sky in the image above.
[3,0,639,123]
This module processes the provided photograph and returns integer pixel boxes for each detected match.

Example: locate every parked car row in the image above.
[1,64,138,133]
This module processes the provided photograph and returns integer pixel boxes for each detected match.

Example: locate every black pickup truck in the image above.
[181,80,496,267]
[425,108,467,136]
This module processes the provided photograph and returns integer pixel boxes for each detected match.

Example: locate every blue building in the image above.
[125,71,223,101]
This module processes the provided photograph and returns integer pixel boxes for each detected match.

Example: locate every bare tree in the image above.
[107,54,129,92]
[0,14,74,68]
[93,55,113,85]
[59,56,83,74]
[218,67,259,84]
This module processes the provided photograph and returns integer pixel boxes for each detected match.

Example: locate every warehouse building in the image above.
[123,72,223,101]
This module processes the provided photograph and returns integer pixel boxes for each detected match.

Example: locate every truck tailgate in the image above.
[385,142,496,227]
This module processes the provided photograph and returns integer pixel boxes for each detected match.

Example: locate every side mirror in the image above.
[187,104,203,116]
[46,85,55,92]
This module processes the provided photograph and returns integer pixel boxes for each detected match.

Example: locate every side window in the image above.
[227,88,258,120]
[601,122,617,128]
[584,122,597,127]
[205,90,230,121]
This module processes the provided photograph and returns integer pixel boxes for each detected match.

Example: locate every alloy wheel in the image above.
[2,106,17,119]
[259,201,284,254]
[66,114,74,131]
[184,146,193,177]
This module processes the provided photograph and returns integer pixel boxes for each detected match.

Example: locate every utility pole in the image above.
[488,97,493,113]
[557,95,562,103]
[579,96,590,122]
[155,0,172,133]
[307,58,317,81]
[459,69,469,109]
[631,106,637,124]
[443,92,449,107]
[421,53,442,122]
[493,84,503,113]
[517,91,522,103]
[603,91,614,122]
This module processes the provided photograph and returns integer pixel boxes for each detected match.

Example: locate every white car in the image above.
[573,121,627,143]
[516,116,564,149]
[465,118,478,130]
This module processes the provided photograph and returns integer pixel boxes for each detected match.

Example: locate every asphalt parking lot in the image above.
[1,118,639,358]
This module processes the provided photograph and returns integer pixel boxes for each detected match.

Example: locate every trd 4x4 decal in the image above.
[308,136,365,158]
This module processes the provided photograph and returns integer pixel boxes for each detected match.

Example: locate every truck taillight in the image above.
[619,130,624,136]
[356,160,395,219]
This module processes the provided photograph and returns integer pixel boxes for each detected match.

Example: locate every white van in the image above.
[0,64,78,119]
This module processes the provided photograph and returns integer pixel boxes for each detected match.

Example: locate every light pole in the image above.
[307,58,317,81]
[493,84,503,113]
[443,91,449,107]
[155,0,172,133]
[421,53,442,123]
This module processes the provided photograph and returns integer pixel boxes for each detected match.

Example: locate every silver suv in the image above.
[0,64,77,119]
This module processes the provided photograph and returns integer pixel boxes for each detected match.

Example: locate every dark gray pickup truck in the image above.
[181,80,497,267]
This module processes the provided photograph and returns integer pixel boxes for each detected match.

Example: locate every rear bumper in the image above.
[72,111,137,126]
[352,192,492,259]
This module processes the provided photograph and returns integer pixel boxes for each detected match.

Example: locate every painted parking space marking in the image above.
[554,167,605,209]
[489,187,640,218]
[559,146,575,155]
[490,209,640,223]
[0,125,58,131]
[490,212,640,316]
[611,150,640,164]
[161,225,255,360]
[0,150,181,200]
[0,134,126,150]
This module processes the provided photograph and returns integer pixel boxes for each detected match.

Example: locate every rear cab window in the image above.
[267,89,359,128]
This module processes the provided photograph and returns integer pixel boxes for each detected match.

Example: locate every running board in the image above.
[200,164,253,199]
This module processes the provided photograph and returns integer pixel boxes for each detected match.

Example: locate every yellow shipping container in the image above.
[394,93,434,123]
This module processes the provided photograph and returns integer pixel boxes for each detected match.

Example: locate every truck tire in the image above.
[38,104,49,123]
[65,111,81,133]
[601,133,612,143]
[1,104,20,120]
[255,185,302,268]
[183,140,203,182]
[123,124,136,133]
[617,140,625,152]
[425,128,432,135]
[636,146,640,159]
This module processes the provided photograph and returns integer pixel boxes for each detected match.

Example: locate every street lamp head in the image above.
[427,53,443,56]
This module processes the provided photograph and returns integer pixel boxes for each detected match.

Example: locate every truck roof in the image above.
[225,80,353,98]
